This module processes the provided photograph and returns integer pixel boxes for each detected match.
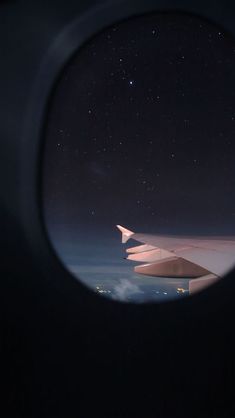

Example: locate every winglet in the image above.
[116,225,134,243]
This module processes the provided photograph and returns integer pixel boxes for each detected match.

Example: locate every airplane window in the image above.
[43,13,235,302]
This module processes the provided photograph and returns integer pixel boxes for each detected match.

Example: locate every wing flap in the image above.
[134,257,209,278]
[126,244,157,254]
[127,248,174,263]
[189,274,220,294]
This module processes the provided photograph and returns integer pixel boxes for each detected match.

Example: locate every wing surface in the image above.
[116,225,235,290]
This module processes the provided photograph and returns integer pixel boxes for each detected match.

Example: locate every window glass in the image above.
[43,13,235,302]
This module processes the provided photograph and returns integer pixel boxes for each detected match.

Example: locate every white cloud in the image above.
[112,279,144,301]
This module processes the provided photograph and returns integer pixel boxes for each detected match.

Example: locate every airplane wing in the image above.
[116,225,235,294]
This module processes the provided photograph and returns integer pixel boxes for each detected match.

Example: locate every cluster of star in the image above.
[46,12,235,233]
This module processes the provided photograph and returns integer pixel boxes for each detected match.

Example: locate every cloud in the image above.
[112,279,144,301]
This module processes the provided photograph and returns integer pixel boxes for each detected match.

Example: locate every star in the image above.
[129,80,134,86]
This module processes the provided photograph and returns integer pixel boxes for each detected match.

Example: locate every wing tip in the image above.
[116,225,134,243]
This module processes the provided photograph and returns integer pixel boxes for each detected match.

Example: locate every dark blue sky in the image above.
[43,12,235,300]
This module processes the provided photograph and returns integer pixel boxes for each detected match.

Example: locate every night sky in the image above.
[43,13,235,302]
